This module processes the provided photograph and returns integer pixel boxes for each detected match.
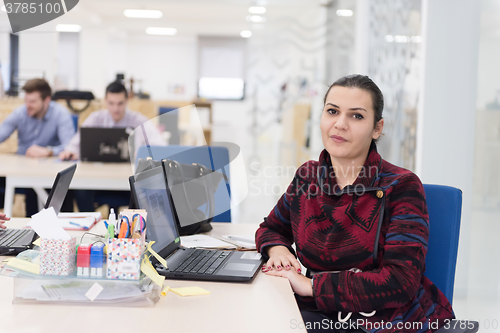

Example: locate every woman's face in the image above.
[320,86,384,163]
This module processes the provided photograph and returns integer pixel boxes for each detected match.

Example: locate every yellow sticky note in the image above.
[161,286,170,297]
[32,238,41,247]
[7,258,40,275]
[171,286,210,297]
[140,255,165,287]
[146,241,168,268]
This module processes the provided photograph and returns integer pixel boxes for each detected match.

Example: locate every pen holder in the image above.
[40,238,77,276]
[106,238,142,280]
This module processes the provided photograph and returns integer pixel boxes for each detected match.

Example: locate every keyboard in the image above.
[0,229,31,248]
[173,249,231,275]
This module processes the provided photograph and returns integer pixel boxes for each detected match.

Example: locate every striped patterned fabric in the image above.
[256,143,454,333]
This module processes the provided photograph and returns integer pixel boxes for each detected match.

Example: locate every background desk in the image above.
[0,221,304,333]
[0,153,133,216]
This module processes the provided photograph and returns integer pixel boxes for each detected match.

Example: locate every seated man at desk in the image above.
[0,78,76,216]
[59,81,164,212]
[59,81,163,161]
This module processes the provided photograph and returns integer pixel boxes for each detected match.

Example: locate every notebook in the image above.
[130,162,263,282]
[80,127,131,163]
[0,164,77,255]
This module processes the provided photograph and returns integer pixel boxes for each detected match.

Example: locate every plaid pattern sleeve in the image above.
[312,173,429,313]
[255,164,309,260]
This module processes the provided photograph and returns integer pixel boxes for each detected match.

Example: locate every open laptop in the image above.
[0,164,77,255]
[80,127,131,162]
[130,163,262,282]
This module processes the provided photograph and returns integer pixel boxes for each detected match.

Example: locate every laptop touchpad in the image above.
[222,263,255,272]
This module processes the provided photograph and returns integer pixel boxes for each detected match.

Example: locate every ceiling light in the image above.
[246,15,266,23]
[249,6,266,14]
[411,36,422,43]
[394,35,409,43]
[240,30,252,38]
[124,9,163,19]
[336,9,353,17]
[56,24,82,32]
[385,35,394,43]
[146,27,177,36]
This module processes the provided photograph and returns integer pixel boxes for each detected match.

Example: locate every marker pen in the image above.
[77,244,91,277]
[90,243,105,277]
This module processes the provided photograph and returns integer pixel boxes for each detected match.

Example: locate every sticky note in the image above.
[161,286,170,297]
[6,257,40,275]
[85,283,104,301]
[146,241,168,268]
[141,255,165,287]
[171,287,210,297]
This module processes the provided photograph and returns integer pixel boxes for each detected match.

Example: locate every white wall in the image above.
[0,32,10,92]
[79,27,107,98]
[417,0,481,298]
[18,26,58,87]
[476,38,500,108]
[126,35,197,101]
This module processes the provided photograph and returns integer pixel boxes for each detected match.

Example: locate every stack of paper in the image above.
[180,234,256,250]
[57,212,101,230]
[180,235,237,250]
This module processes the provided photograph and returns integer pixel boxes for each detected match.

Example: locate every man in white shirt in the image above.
[59,81,163,160]
[58,81,164,212]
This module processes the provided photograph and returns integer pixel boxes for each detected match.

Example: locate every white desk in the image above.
[0,221,304,333]
[0,153,133,216]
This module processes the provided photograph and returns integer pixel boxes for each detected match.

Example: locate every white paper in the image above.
[240,252,262,260]
[222,235,256,249]
[85,283,104,301]
[28,207,71,240]
[180,234,236,249]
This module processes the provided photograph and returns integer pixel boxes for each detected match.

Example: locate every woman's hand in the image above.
[0,213,10,229]
[263,265,313,297]
[265,245,302,273]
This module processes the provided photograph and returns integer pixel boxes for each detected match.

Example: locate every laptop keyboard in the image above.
[0,229,30,248]
[173,249,231,275]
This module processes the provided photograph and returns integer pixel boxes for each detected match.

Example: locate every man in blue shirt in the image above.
[0,78,75,156]
[0,78,75,216]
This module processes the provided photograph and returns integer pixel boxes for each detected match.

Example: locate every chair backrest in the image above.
[136,145,231,222]
[423,184,462,305]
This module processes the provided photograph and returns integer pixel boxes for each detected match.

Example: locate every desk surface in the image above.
[1,153,134,216]
[0,221,303,333]
[0,153,134,180]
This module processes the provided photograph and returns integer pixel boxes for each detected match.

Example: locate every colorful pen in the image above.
[69,221,89,230]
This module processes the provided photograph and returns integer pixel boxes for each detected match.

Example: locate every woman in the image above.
[255,75,454,332]
[0,213,8,229]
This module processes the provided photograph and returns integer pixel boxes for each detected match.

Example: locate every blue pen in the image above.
[104,220,109,229]
[69,221,89,230]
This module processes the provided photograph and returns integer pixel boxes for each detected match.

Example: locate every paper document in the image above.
[180,234,237,249]
[58,212,101,230]
[208,234,256,250]
[28,207,71,240]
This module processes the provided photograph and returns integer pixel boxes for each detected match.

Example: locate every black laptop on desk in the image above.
[0,164,77,255]
[80,127,131,162]
[130,163,262,282]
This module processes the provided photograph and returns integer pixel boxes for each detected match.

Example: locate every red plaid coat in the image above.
[256,143,455,332]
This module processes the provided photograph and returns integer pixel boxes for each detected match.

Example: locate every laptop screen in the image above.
[131,166,179,254]
[44,164,77,215]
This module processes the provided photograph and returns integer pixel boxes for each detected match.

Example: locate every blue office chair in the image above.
[423,184,462,304]
[136,145,231,222]
[423,184,479,332]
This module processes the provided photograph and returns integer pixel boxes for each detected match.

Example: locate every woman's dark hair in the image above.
[106,81,128,98]
[323,74,384,139]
